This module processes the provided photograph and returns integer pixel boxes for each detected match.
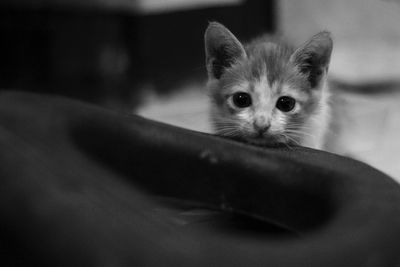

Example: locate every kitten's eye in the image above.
[232,92,252,108]
[276,96,296,112]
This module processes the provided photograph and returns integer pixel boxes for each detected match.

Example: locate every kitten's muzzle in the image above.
[253,122,270,136]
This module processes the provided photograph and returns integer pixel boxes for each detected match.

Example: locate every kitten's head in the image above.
[204,22,333,147]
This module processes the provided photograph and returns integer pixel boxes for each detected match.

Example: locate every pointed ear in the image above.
[204,22,246,79]
[290,32,333,88]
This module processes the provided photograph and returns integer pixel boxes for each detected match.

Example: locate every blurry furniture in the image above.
[0,0,275,108]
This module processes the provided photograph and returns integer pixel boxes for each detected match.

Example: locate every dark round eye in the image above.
[276,96,296,112]
[232,92,252,108]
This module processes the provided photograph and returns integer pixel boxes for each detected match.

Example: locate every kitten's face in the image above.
[211,71,314,146]
[204,22,332,147]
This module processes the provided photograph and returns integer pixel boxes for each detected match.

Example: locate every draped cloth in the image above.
[0,92,399,266]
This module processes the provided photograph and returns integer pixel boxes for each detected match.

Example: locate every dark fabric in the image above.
[0,92,399,266]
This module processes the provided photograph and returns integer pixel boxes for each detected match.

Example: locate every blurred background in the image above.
[1,0,400,182]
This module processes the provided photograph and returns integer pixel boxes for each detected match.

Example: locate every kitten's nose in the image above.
[253,122,270,135]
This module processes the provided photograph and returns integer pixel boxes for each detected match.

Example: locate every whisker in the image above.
[284,130,316,138]
[215,127,242,137]
[282,134,301,147]
[280,137,293,150]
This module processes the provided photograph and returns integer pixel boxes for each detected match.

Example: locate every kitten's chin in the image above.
[243,135,286,148]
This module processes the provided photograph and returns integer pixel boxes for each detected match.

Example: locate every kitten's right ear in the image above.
[204,22,246,79]
[290,32,333,89]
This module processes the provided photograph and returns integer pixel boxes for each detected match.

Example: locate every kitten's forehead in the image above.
[245,41,293,86]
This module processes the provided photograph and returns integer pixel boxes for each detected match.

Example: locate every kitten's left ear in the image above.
[204,22,246,80]
[290,31,333,88]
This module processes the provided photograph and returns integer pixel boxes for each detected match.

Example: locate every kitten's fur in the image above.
[204,22,333,149]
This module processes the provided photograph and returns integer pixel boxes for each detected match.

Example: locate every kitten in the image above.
[204,22,333,150]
